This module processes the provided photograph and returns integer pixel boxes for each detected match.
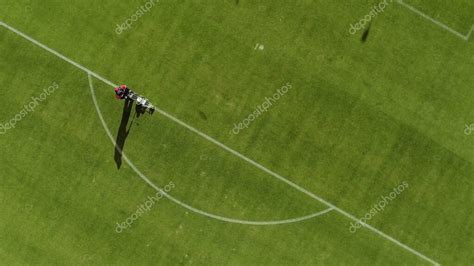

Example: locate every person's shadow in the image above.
[114,99,134,169]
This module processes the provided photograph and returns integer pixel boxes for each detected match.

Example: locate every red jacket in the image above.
[114,85,129,99]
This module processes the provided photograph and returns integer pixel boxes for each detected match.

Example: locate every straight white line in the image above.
[0,20,439,265]
[153,105,440,266]
[396,0,472,41]
[467,25,474,40]
[0,21,117,87]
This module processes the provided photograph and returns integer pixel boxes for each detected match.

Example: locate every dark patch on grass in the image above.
[114,99,134,169]
[135,104,147,118]
[361,23,371,43]
[198,110,208,120]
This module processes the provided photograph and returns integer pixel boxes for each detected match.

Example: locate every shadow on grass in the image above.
[135,103,147,118]
[114,99,134,169]
[361,23,371,43]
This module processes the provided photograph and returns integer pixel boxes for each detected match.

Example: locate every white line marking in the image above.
[396,0,473,41]
[0,21,117,87]
[88,73,333,225]
[1,20,439,265]
[149,102,440,266]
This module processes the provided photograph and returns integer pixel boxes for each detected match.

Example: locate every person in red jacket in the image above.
[114,85,130,100]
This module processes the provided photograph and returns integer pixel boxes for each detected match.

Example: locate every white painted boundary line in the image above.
[145,98,440,266]
[88,73,333,225]
[0,20,439,265]
[0,21,117,87]
[396,0,473,41]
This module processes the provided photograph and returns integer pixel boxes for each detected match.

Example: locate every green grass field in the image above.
[0,0,473,264]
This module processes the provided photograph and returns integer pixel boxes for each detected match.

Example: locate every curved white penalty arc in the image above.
[87,73,334,226]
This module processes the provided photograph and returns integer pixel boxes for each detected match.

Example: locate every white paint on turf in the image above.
[0,20,117,87]
[0,20,439,265]
[396,0,473,41]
